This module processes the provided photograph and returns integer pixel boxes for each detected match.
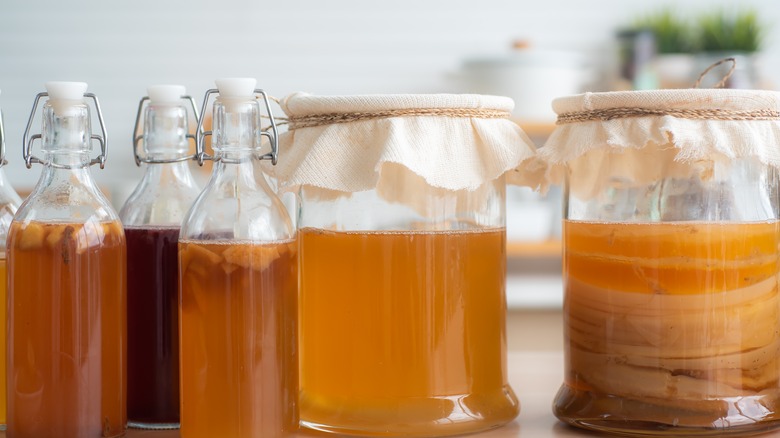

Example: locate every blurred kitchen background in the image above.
[1,0,778,348]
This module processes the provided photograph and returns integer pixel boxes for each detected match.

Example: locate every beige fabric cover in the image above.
[275,92,537,197]
[533,89,780,195]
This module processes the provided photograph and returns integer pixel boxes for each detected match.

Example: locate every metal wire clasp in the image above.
[132,94,200,166]
[22,92,108,169]
[195,89,279,166]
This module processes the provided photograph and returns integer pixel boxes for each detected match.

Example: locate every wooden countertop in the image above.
[4,351,779,437]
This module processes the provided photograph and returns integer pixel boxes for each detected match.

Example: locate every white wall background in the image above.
[0,0,777,205]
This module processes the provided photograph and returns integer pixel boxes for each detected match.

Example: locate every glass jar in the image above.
[178,78,297,438]
[547,89,780,435]
[7,82,126,437]
[0,95,24,431]
[278,93,536,436]
[119,85,201,429]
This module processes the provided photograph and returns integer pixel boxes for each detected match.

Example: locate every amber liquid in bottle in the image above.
[7,221,127,438]
[299,227,518,436]
[179,240,298,438]
[556,220,780,434]
[126,226,180,425]
[0,258,7,428]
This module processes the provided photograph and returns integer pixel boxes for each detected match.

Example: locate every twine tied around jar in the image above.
[556,58,780,125]
[283,107,511,130]
[261,96,511,131]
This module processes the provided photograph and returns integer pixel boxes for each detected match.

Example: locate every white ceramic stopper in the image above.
[215,78,256,98]
[148,85,186,104]
[45,81,87,116]
[46,81,87,100]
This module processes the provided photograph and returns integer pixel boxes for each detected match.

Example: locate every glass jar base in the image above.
[300,385,519,437]
[554,384,780,437]
[128,421,180,430]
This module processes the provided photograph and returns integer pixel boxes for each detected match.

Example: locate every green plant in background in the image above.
[698,8,764,52]
[634,8,695,54]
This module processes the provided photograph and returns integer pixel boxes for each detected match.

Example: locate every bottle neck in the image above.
[206,96,271,187]
[211,98,262,155]
[42,100,91,152]
[39,99,94,169]
[143,103,190,159]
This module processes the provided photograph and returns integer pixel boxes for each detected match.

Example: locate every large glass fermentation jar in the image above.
[0,93,24,431]
[120,85,201,429]
[277,93,536,436]
[8,82,126,437]
[544,89,780,435]
[178,78,297,438]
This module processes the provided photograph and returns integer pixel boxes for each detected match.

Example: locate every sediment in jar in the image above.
[179,239,298,438]
[559,220,780,428]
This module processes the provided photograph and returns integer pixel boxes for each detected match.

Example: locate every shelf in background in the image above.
[507,240,561,258]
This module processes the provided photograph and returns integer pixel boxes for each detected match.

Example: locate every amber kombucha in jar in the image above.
[300,227,515,436]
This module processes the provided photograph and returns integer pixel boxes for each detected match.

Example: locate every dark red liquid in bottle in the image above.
[126,226,181,426]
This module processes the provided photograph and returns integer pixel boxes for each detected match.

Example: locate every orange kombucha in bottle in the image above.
[179,240,297,438]
[8,221,126,437]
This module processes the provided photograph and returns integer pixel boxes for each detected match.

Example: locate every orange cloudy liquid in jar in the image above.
[7,221,126,438]
[557,220,780,429]
[179,239,298,438]
[299,227,518,436]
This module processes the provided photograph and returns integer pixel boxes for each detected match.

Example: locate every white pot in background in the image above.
[654,53,696,89]
[453,50,591,123]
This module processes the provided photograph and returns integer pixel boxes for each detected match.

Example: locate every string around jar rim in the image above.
[554,58,780,125]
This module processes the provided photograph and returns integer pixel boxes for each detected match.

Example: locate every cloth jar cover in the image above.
[530,89,780,197]
[274,92,537,206]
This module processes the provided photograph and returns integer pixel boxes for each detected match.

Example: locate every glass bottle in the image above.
[178,78,297,438]
[0,94,24,431]
[549,89,780,435]
[7,82,126,438]
[288,94,521,436]
[119,85,201,429]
